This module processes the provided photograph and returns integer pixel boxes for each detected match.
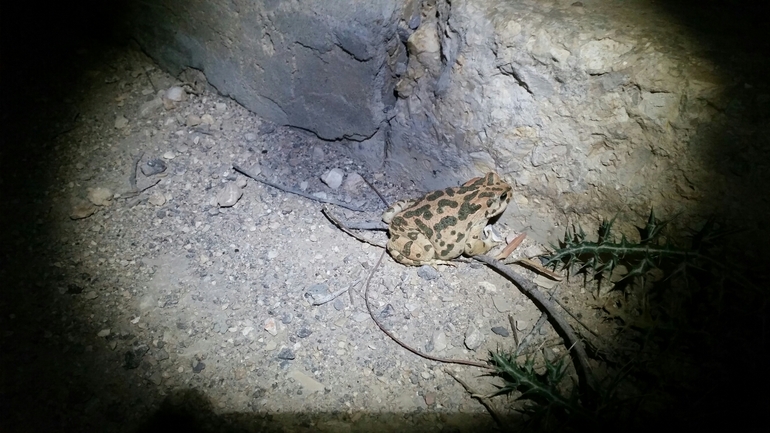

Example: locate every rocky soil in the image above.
[2,2,768,433]
[0,38,645,432]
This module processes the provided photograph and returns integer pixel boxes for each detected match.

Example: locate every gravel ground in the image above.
[1,43,613,433]
[7,30,763,433]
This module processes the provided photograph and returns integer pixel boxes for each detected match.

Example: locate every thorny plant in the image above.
[543,209,751,294]
[483,210,764,431]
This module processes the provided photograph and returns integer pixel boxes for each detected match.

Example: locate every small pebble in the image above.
[217,182,243,207]
[114,115,129,129]
[87,187,113,207]
[148,192,166,207]
[164,86,185,102]
[277,348,295,360]
[342,172,365,191]
[141,159,167,176]
[431,331,448,352]
[464,325,484,351]
[417,265,439,281]
[264,318,278,336]
[186,114,202,126]
[491,326,510,337]
[320,168,344,189]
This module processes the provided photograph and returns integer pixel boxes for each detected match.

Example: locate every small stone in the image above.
[417,265,439,281]
[162,151,175,160]
[235,177,247,188]
[156,349,169,360]
[491,326,510,337]
[312,146,325,161]
[148,192,166,207]
[192,360,205,373]
[304,283,329,304]
[139,98,163,118]
[264,318,278,336]
[423,392,436,406]
[186,114,202,126]
[201,114,215,125]
[124,344,149,370]
[320,168,344,189]
[163,86,185,109]
[379,304,395,319]
[342,172,365,191]
[277,348,295,360]
[148,371,163,385]
[114,115,129,129]
[141,158,167,176]
[288,370,325,393]
[70,201,97,220]
[217,182,243,207]
[87,187,113,206]
[97,329,111,338]
[431,331,448,352]
[492,295,512,313]
[464,325,484,351]
[84,291,99,300]
[516,320,530,331]
[297,328,312,338]
[164,86,185,102]
[244,132,257,142]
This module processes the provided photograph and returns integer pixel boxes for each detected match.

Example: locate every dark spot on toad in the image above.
[433,216,458,234]
[425,190,445,201]
[403,205,433,221]
[458,201,482,220]
[415,220,433,238]
[436,199,458,214]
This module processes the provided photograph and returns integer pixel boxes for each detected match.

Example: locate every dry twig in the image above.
[473,254,597,402]
[233,164,366,212]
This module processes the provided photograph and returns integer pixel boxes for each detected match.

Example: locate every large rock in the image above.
[387,0,767,244]
[127,0,769,246]
[129,0,403,141]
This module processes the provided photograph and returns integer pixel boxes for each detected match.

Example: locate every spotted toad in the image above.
[382,172,512,266]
